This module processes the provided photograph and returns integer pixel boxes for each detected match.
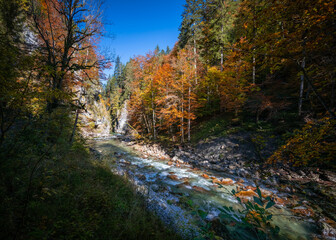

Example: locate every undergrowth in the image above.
[0,111,180,240]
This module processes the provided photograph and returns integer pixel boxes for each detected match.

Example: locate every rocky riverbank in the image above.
[119,133,336,239]
[128,133,335,186]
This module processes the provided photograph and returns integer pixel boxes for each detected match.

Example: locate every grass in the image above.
[189,110,303,146]
[189,114,274,144]
[190,115,232,144]
[0,137,181,240]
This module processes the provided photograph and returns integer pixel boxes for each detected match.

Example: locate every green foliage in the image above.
[104,55,131,132]
[20,161,180,240]
[251,134,267,161]
[183,199,217,240]
[219,187,280,240]
[199,0,239,65]
[0,123,180,239]
[178,0,204,49]
[183,186,279,240]
[190,115,231,143]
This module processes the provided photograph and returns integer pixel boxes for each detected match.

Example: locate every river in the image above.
[91,137,319,240]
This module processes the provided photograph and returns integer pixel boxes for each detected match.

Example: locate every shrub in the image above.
[268,117,336,168]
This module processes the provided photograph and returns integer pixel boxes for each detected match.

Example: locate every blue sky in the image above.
[100,0,185,76]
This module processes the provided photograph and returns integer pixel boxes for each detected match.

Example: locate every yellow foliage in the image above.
[205,64,251,114]
[268,117,336,168]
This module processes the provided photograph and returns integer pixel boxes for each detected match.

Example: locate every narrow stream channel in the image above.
[91,137,318,240]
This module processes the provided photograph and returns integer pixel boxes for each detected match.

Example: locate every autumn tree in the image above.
[233,0,336,119]
[268,117,336,169]
[154,60,176,138]
[173,48,200,142]
[30,0,103,112]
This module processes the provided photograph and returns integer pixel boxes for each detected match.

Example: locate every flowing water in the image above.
[92,137,319,239]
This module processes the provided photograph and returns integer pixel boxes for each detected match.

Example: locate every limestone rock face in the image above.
[76,86,112,138]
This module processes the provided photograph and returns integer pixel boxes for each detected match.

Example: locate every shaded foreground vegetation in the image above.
[0,111,180,240]
[0,1,180,239]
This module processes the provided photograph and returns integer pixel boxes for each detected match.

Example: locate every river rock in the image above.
[192,186,209,193]
[228,165,236,170]
[291,206,315,217]
[201,174,210,179]
[206,210,220,221]
[150,184,160,192]
[114,151,122,157]
[167,174,179,181]
[136,174,146,181]
[318,218,336,239]
[212,178,221,184]
[211,165,224,171]
[308,171,320,181]
[199,161,210,168]
[176,182,190,189]
[119,159,131,165]
[221,178,234,185]
[327,172,336,183]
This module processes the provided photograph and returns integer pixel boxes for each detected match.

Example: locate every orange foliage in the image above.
[127,47,201,142]
[235,189,258,198]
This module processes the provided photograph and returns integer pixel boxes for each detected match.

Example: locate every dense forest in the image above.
[1,0,336,239]
[105,0,335,169]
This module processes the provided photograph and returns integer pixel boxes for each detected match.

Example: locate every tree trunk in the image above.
[188,85,191,142]
[143,114,150,134]
[152,90,156,140]
[331,77,335,110]
[181,78,184,143]
[194,37,198,85]
[181,104,184,143]
[252,53,256,84]
[0,102,5,147]
[252,1,256,84]
[298,57,305,116]
[220,24,224,72]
